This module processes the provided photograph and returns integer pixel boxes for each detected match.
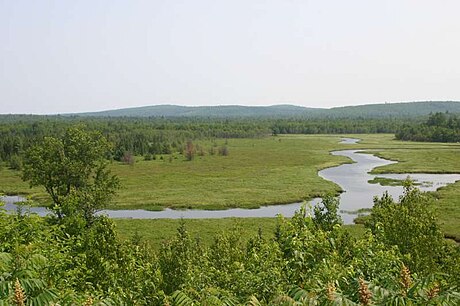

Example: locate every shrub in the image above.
[218,146,229,156]
[184,141,195,161]
[365,182,445,274]
[122,151,135,165]
[9,154,22,170]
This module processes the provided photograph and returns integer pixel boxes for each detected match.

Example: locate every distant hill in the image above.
[74,104,321,118]
[323,101,460,118]
[70,101,460,119]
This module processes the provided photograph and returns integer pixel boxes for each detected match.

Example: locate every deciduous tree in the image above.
[22,127,119,224]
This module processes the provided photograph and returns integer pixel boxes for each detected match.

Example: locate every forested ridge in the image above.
[72,101,460,118]
[75,104,319,118]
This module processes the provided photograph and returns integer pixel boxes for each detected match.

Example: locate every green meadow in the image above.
[1,133,460,243]
[3,135,352,209]
[114,218,366,248]
[109,135,347,210]
[4,134,459,210]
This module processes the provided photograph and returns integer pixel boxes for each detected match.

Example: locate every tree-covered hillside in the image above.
[71,101,460,118]
[74,104,320,118]
[324,101,460,118]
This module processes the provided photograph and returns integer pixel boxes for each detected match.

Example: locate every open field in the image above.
[108,135,348,210]
[3,134,460,210]
[1,134,460,241]
[2,134,354,209]
[114,218,366,248]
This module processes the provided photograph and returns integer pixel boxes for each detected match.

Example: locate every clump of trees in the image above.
[144,153,155,161]
[396,112,460,142]
[0,116,270,167]
[184,141,228,161]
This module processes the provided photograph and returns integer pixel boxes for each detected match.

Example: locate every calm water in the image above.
[339,138,360,144]
[319,150,460,222]
[2,138,460,224]
[2,195,47,215]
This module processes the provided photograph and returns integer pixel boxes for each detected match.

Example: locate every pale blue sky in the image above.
[1,1,460,114]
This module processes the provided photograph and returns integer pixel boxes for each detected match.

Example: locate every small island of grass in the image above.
[368,176,421,187]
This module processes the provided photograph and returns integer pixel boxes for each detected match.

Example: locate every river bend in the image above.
[2,139,460,224]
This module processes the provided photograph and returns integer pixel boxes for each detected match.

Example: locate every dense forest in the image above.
[396,112,460,142]
[5,101,460,167]
[0,127,459,305]
[0,115,413,168]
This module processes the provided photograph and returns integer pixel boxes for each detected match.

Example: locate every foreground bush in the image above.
[1,184,460,305]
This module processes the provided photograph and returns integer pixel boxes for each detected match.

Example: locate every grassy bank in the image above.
[109,135,460,245]
[108,136,350,210]
[114,218,366,248]
[1,134,459,241]
[2,135,355,209]
[430,181,460,242]
[368,149,460,174]
[3,134,459,210]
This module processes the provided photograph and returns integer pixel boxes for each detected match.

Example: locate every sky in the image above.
[1,1,460,114]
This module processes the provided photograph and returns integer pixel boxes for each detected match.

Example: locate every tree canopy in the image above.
[22,127,119,224]
[396,112,460,142]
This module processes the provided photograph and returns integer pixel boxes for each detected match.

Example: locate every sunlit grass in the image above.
[114,217,367,249]
[108,135,351,210]
[1,134,459,241]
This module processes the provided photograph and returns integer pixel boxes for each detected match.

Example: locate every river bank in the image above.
[3,138,460,225]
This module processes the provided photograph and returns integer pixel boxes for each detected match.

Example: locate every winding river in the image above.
[2,138,460,224]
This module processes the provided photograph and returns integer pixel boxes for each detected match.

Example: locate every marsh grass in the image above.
[431,181,460,242]
[368,177,421,187]
[2,134,459,210]
[108,134,460,211]
[114,218,366,248]
[368,148,460,174]
[1,134,459,240]
[94,135,352,210]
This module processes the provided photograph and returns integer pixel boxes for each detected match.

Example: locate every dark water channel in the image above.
[2,138,460,224]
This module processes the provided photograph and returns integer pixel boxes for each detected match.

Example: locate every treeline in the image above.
[271,118,405,134]
[0,115,412,167]
[0,116,268,166]
[396,112,460,142]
